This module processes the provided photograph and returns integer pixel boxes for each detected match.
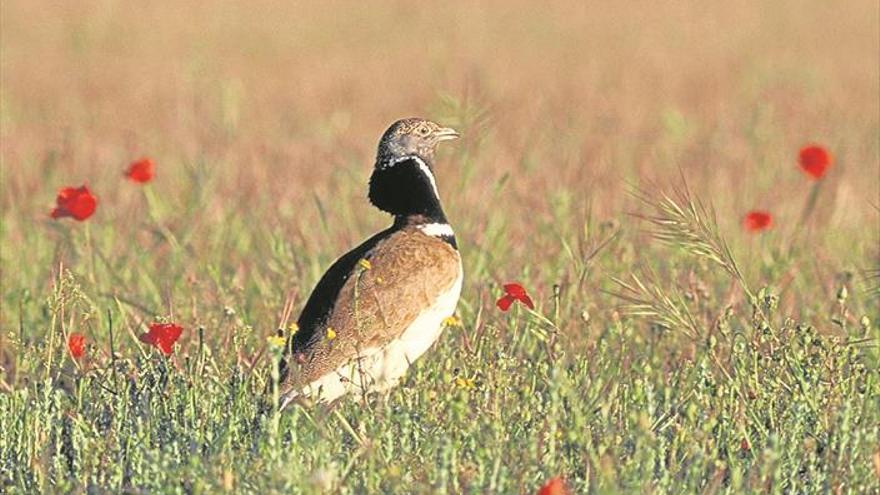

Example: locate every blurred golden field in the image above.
[3,1,878,309]
[3,0,878,234]
[1,1,878,492]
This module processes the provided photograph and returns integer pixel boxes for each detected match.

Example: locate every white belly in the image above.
[286,262,463,406]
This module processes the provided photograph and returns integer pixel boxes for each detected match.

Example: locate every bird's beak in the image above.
[435,127,460,141]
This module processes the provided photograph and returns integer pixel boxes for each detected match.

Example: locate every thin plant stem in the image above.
[84,221,97,285]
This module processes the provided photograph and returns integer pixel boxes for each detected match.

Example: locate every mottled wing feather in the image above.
[282,226,460,389]
[289,227,393,352]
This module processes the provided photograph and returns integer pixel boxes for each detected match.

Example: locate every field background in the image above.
[1,1,878,493]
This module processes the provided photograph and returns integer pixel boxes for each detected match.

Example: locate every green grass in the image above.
[1,184,877,493]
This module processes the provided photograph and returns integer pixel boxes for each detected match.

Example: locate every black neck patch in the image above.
[368,156,447,223]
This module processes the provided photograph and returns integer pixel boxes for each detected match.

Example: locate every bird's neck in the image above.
[368,155,448,225]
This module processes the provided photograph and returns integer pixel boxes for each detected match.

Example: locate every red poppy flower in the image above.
[125,157,155,183]
[798,145,832,180]
[50,185,97,221]
[743,211,772,233]
[139,322,183,355]
[536,477,569,495]
[67,333,85,359]
[496,282,535,311]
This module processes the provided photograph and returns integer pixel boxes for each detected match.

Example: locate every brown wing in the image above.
[283,226,460,388]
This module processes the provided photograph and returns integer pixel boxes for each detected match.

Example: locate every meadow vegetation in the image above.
[1,1,878,492]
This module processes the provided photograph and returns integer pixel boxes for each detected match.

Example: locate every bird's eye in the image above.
[417,125,430,136]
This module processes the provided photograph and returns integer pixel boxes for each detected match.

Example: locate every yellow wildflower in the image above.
[326,327,337,340]
[442,316,462,327]
[358,258,372,270]
[266,335,286,349]
[454,376,475,389]
[288,322,299,335]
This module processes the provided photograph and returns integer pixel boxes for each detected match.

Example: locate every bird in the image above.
[277,117,463,409]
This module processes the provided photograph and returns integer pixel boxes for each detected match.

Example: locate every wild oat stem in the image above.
[634,185,754,302]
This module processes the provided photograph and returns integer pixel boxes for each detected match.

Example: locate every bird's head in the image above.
[375,118,459,165]
[369,118,459,221]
